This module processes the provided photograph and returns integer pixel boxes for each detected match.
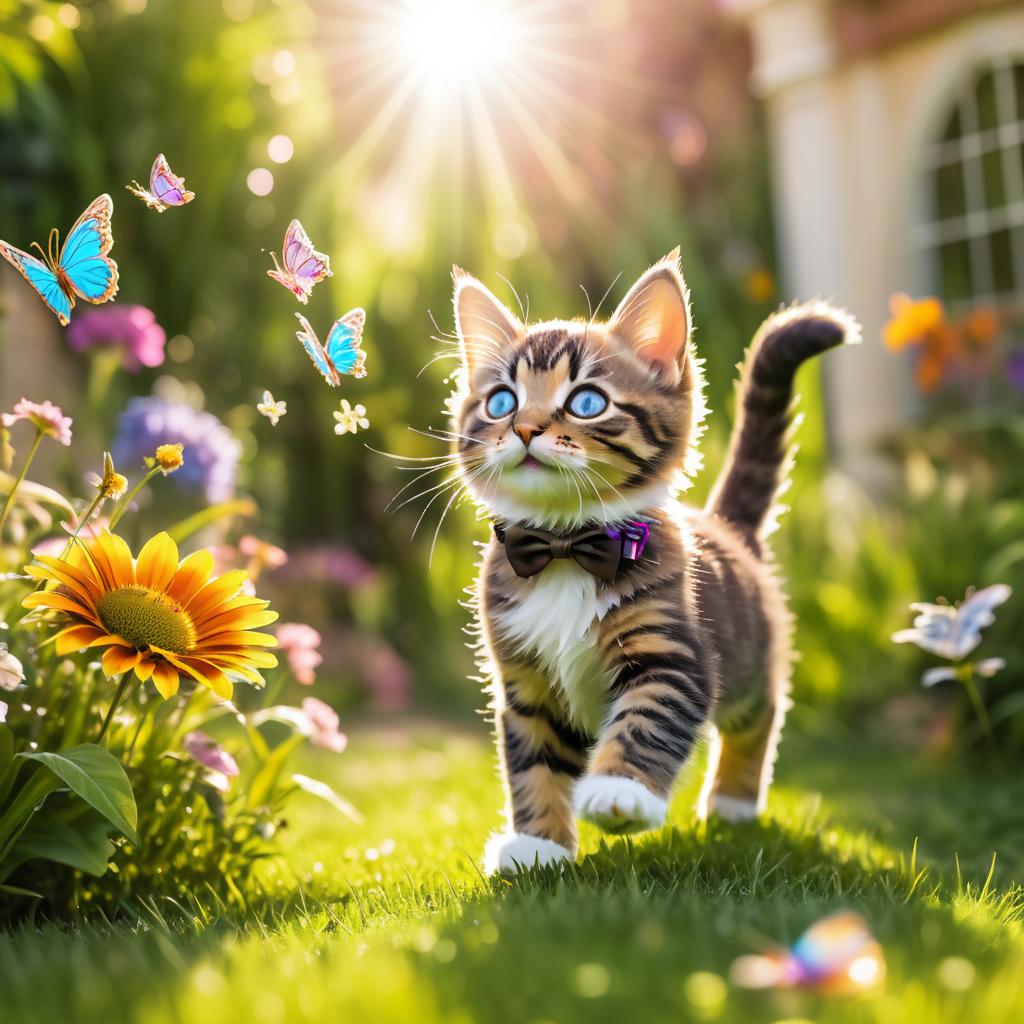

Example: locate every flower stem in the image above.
[97,674,131,743]
[963,670,1000,763]
[108,467,160,529]
[0,428,45,541]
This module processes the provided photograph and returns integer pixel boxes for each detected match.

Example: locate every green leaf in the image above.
[8,814,116,877]
[166,498,257,544]
[0,470,74,514]
[0,882,42,900]
[20,744,138,843]
[0,724,14,806]
[290,773,363,824]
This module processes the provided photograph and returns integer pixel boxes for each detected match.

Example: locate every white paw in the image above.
[573,775,667,835]
[483,832,574,876]
[707,792,760,823]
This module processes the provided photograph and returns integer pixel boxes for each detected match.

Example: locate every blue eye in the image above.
[486,387,518,419]
[566,387,608,418]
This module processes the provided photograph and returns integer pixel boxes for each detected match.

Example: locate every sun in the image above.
[388,0,528,91]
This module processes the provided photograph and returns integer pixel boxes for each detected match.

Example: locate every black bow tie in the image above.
[495,523,624,581]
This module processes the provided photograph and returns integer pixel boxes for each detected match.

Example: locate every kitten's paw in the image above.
[706,792,760,823]
[483,832,574,876]
[574,775,667,835]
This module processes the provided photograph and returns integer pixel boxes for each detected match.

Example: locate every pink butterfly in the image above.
[267,219,332,304]
[125,154,195,212]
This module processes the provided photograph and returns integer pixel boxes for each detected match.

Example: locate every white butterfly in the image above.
[892,584,1012,661]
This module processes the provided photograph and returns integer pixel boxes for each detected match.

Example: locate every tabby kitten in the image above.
[447,252,857,874]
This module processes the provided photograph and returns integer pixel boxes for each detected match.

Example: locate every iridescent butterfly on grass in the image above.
[295,310,367,385]
[730,910,885,994]
[0,194,119,327]
[268,219,331,304]
[126,154,195,212]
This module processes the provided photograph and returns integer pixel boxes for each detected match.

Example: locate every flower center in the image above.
[96,585,196,655]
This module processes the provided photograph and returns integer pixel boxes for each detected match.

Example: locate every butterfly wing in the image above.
[150,153,194,207]
[281,219,331,302]
[325,308,367,379]
[59,194,119,306]
[0,240,73,326]
[295,313,340,386]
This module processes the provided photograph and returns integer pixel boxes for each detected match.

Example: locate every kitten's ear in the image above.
[608,249,692,380]
[452,267,523,376]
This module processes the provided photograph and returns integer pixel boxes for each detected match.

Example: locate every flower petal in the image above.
[54,625,105,655]
[102,645,141,676]
[136,532,179,591]
[184,570,249,619]
[167,548,215,605]
[151,661,180,698]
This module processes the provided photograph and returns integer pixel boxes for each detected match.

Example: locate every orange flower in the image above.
[23,530,278,699]
[883,293,945,351]
[964,307,999,345]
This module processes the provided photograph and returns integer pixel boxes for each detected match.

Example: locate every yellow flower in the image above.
[23,530,278,699]
[149,443,184,475]
[98,451,128,500]
[333,399,369,436]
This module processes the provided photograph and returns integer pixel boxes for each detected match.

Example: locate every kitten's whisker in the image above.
[497,272,529,323]
[389,458,492,513]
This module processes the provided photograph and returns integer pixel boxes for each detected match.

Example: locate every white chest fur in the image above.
[493,561,619,733]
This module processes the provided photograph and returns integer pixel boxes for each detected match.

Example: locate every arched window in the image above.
[915,58,1024,307]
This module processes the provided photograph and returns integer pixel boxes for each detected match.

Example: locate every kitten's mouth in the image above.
[518,455,545,469]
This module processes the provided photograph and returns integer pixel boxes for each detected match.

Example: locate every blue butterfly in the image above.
[294,309,367,386]
[0,194,119,327]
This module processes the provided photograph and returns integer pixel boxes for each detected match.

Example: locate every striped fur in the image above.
[448,256,857,872]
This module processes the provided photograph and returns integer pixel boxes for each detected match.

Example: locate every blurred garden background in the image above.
[3,0,1024,1021]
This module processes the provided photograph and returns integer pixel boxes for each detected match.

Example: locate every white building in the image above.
[725,0,1024,481]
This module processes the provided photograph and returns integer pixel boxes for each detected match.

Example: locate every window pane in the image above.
[976,70,999,132]
[938,240,972,301]
[988,229,1015,294]
[934,160,965,220]
[982,149,1006,209]
[941,104,962,143]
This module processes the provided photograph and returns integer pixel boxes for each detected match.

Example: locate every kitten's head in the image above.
[449,251,705,528]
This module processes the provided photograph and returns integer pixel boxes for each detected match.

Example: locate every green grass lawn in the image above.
[3,713,1024,1024]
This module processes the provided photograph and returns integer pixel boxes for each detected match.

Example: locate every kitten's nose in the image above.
[513,417,545,446]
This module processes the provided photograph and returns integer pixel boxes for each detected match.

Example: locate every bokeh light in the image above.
[267,134,294,164]
[246,168,274,196]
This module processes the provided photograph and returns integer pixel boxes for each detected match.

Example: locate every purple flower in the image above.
[66,306,166,372]
[112,396,241,503]
[184,731,240,777]
[1008,351,1024,392]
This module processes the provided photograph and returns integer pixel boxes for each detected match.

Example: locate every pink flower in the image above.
[184,731,240,777]
[365,643,411,712]
[301,697,347,753]
[0,701,6,724]
[66,305,166,372]
[277,622,323,685]
[2,398,72,446]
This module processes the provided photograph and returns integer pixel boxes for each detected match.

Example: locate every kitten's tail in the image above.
[706,302,860,549]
